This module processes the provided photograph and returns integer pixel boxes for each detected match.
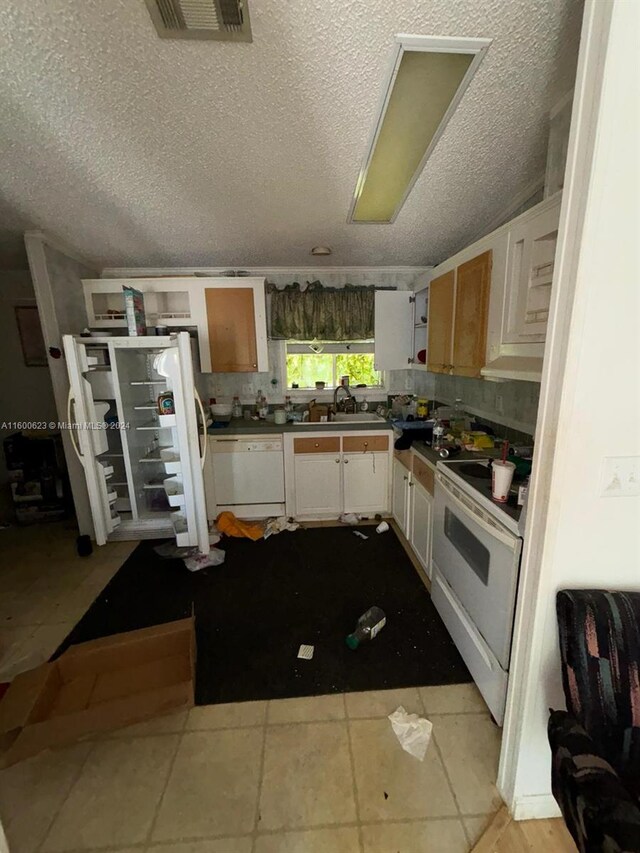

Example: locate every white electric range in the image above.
[431,457,526,725]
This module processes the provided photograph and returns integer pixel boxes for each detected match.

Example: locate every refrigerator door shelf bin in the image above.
[171,511,190,546]
[160,447,181,474]
[158,413,177,427]
[130,380,167,386]
[163,476,185,507]
[99,463,114,478]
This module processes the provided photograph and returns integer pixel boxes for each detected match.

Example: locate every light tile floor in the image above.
[0,523,504,853]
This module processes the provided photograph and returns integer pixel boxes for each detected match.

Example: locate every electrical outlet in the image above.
[495,394,504,415]
[601,456,640,497]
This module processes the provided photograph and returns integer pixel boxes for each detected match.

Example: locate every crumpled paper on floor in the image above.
[264,516,300,539]
[183,548,226,572]
[388,706,433,761]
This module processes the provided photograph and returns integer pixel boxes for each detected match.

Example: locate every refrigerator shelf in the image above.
[101,452,124,459]
[130,380,166,386]
[143,477,166,490]
[140,451,164,463]
[133,405,159,411]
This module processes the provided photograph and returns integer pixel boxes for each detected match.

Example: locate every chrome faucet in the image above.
[333,384,355,415]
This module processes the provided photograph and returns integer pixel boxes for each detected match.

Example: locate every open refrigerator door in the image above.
[152,333,209,553]
[63,335,122,545]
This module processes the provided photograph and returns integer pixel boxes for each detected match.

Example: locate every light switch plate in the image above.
[600,456,640,497]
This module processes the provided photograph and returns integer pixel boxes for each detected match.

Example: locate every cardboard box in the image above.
[308,401,330,423]
[0,617,195,767]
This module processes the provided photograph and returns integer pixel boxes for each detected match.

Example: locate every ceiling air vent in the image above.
[145,0,252,42]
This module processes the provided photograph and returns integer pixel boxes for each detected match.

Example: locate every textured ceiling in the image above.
[0,0,583,270]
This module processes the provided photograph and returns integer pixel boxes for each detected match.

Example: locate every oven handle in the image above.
[437,473,518,550]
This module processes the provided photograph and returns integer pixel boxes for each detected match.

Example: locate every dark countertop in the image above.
[207,418,394,436]
[409,440,503,469]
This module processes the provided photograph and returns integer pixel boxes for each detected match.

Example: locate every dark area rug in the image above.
[55,526,471,704]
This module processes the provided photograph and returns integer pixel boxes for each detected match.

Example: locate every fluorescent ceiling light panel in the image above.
[349,35,491,224]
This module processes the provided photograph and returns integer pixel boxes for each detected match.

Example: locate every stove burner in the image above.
[457,462,492,480]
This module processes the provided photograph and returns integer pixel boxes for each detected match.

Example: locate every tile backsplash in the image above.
[410,369,539,437]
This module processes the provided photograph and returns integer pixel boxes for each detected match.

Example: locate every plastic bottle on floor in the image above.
[346,606,386,649]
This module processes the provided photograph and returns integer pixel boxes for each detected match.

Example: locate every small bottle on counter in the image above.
[432,417,445,451]
[258,393,268,420]
[232,396,242,419]
[284,395,293,419]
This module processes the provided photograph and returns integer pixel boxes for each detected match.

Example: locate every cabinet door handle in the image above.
[344,459,349,464]
[335,458,340,463]
[252,363,257,368]
[403,475,408,481]
[363,441,369,447]
[314,442,319,447]
[408,481,414,487]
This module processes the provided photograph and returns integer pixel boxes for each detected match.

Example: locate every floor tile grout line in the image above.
[430,730,470,844]
[34,738,99,853]
[15,813,483,853]
[344,696,366,853]
[142,728,186,848]
[250,702,269,853]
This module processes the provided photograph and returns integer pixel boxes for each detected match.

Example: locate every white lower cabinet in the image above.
[392,454,434,576]
[409,480,432,571]
[285,431,392,519]
[343,452,389,514]
[293,455,342,516]
[392,456,409,531]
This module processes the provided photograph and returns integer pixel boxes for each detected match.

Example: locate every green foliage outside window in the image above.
[285,352,381,388]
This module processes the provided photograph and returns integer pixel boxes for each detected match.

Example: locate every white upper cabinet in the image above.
[374,280,430,372]
[424,192,562,383]
[83,277,268,374]
[482,193,561,381]
[374,290,415,370]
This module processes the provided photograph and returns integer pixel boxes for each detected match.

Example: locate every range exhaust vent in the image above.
[145,0,252,42]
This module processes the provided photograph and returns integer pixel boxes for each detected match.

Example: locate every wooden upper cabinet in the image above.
[205,287,258,372]
[427,270,455,373]
[452,250,492,377]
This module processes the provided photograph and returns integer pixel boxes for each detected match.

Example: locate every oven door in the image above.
[433,472,522,668]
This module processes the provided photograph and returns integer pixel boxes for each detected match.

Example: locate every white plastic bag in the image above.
[183,548,225,572]
[388,706,433,761]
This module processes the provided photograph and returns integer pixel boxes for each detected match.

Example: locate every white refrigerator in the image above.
[63,332,209,552]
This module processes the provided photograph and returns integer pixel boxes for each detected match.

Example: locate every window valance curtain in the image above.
[268,281,390,342]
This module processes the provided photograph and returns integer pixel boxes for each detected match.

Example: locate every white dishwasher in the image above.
[210,435,286,518]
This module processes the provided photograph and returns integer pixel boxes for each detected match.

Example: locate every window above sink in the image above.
[285,341,385,391]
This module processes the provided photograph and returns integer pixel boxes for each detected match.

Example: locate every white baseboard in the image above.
[511,793,561,821]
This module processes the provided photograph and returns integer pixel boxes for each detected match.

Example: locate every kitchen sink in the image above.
[331,413,386,423]
[293,412,386,425]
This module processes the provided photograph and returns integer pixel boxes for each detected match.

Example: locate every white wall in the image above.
[0,270,58,511]
[500,0,640,818]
